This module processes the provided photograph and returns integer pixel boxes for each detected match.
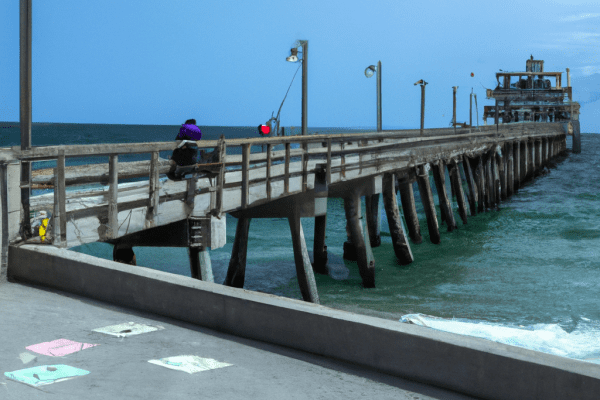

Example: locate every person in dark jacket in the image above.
[172,119,201,166]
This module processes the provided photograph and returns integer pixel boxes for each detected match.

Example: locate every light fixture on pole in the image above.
[365,61,382,132]
[286,40,308,135]
[414,79,428,135]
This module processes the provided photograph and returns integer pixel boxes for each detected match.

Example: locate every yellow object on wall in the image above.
[39,218,49,242]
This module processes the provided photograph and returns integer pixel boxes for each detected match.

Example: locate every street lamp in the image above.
[286,40,308,136]
[414,79,428,135]
[365,61,382,132]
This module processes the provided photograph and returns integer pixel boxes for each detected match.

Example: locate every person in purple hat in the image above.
[171,119,201,168]
[177,118,202,141]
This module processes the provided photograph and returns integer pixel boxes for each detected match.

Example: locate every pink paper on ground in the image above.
[26,339,98,357]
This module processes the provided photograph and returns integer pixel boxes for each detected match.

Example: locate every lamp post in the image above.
[365,61,382,131]
[20,0,32,239]
[286,40,308,135]
[414,79,428,135]
[453,86,458,134]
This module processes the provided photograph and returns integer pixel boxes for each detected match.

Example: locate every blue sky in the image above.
[1,0,599,132]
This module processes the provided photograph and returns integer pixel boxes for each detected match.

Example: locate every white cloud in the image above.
[562,13,600,22]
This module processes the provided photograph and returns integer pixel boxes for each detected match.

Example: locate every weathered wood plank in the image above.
[266,143,272,201]
[146,151,160,228]
[284,142,291,194]
[55,151,67,246]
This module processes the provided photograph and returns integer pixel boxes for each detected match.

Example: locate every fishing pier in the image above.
[1,122,572,303]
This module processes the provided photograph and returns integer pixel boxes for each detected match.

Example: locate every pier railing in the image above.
[0,122,568,248]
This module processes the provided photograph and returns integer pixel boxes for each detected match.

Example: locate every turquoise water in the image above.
[5,123,600,362]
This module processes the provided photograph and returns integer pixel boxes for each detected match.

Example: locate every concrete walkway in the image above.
[0,281,479,400]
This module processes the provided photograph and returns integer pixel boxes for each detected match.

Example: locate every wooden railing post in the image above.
[108,154,118,238]
[266,143,272,200]
[52,150,67,246]
[284,142,290,194]
[216,136,226,216]
[326,139,332,185]
[146,151,159,227]
[242,143,250,208]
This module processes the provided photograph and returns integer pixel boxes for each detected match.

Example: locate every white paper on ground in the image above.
[92,322,164,337]
[148,355,232,374]
[19,352,37,364]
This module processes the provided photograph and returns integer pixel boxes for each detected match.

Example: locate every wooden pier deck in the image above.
[0,122,570,303]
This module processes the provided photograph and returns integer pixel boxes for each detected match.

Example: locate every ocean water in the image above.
[3,123,600,364]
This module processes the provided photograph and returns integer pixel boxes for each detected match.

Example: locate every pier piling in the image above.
[312,215,328,274]
[288,213,320,303]
[382,173,413,265]
[365,194,381,248]
[513,141,520,191]
[224,217,251,288]
[398,175,423,244]
[507,143,514,197]
[188,247,214,282]
[416,165,441,244]
[433,161,456,231]
[344,194,376,288]
[462,156,478,216]
[449,161,468,224]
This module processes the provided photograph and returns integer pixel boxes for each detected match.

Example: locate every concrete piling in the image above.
[416,165,441,244]
[188,247,214,282]
[527,140,535,179]
[432,160,456,231]
[398,176,423,244]
[344,194,376,288]
[288,213,320,303]
[312,215,328,275]
[365,194,381,248]
[224,217,251,288]
[474,156,485,213]
[382,173,413,265]
[449,161,468,224]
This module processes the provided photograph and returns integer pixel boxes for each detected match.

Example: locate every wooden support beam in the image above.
[266,143,272,201]
[382,173,413,264]
[416,165,440,244]
[224,217,251,288]
[188,247,214,282]
[507,143,514,197]
[449,161,468,224]
[146,151,159,227]
[288,213,320,303]
[462,155,477,216]
[53,150,67,246]
[528,140,535,179]
[242,143,250,208]
[432,160,456,231]
[344,194,376,287]
[398,176,422,244]
[312,215,328,274]
[536,139,542,171]
[108,154,118,238]
[284,142,290,194]
[365,194,381,247]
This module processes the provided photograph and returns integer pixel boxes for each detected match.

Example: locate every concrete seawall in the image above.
[8,244,600,400]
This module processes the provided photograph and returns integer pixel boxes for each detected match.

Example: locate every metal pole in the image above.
[301,40,308,136]
[377,60,382,132]
[470,89,473,127]
[20,0,32,239]
[420,84,425,135]
[453,86,458,134]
